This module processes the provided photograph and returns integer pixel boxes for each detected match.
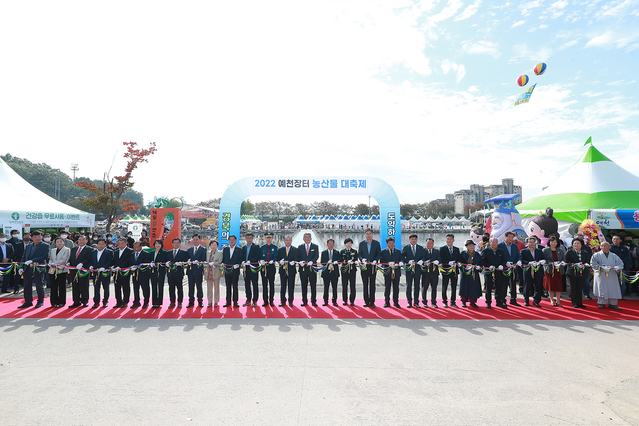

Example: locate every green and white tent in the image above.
[517,144,639,223]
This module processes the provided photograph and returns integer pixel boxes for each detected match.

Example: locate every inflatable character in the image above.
[527,207,558,246]
[484,194,527,244]
[470,226,484,249]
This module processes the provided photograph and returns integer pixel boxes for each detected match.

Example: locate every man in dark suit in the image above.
[520,236,545,307]
[3,230,25,293]
[277,235,297,307]
[186,234,206,308]
[241,233,261,307]
[421,238,441,308]
[439,234,461,308]
[380,237,403,308]
[498,231,521,306]
[131,242,152,309]
[68,235,94,308]
[402,233,425,308]
[166,237,188,308]
[260,232,278,307]
[112,237,134,308]
[297,232,319,306]
[90,238,113,308]
[0,233,14,294]
[481,237,508,308]
[17,231,50,308]
[222,235,242,307]
[320,239,342,306]
[340,238,358,306]
[358,229,381,308]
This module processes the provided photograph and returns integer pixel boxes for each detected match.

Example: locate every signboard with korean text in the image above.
[150,208,181,244]
[218,176,401,248]
[590,209,639,229]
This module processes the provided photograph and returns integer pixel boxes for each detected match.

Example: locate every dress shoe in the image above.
[450,302,458,308]
[586,295,593,300]
[524,301,530,306]
[199,302,204,308]
[270,302,275,307]
[350,303,355,307]
[214,303,219,307]
[369,303,376,308]
[13,289,19,294]
[289,302,294,307]
[301,302,308,306]
[0,290,11,294]
[142,303,149,309]
[83,303,89,308]
[102,303,108,308]
[533,302,541,308]
[68,303,81,309]
[186,302,194,308]
[578,305,587,309]
[233,303,240,308]
[500,303,508,309]
[222,303,230,307]
[130,303,141,309]
[168,303,176,309]
[470,302,479,308]
[431,303,438,309]
[407,303,412,308]
[312,303,318,307]
[609,305,622,311]
[34,302,43,308]
[322,302,328,306]
[461,302,467,308]
[252,303,258,307]
[18,303,33,309]
[394,303,401,309]
[383,302,390,308]
[598,304,606,309]
[152,305,159,309]
[443,302,448,308]
[177,303,183,308]
[332,300,337,306]
[343,300,348,306]
[92,303,99,309]
[510,301,522,307]
[279,302,286,307]
[572,304,579,308]
[414,303,420,308]
[243,301,251,307]
[486,303,492,309]
[363,302,369,307]
[267,303,274,307]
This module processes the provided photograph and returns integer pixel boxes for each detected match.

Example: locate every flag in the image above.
[514,83,537,106]
[584,136,592,145]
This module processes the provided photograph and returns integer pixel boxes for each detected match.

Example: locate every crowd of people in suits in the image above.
[1,227,632,312]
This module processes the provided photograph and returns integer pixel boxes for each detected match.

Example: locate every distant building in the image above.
[445,179,522,214]
[445,194,454,205]
[454,190,477,214]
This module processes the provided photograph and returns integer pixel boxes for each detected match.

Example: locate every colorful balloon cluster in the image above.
[578,219,604,251]
[517,62,547,86]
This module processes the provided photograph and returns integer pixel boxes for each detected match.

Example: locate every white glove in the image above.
[449,261,454,266]
[233,264,239,269]
[333,261,338,265]
[417,260,423,265]
[308,261,313,266]
[99,267,105,272]
[115,266,120,271]
[259,260,265,266]
[577,263,583,267]
[517,261,522,266]
[269,260,274,265]
[299,261,306,266]
[48,262,55,267]
[498,265,504,270]
[399,262,404,266]
[241,261,246,266]
[77,263,83,270]
[25,260,33,265]
[389,262,395,267]
[372,260,377,265]
[289,261,295,265]
[361,260,367,265]
[194,260,199,265]
[540,260,546,265]
[506,262,513,267]
[408,260,414,265]
[475,266,481,270]
[433,260,439,266]
[489,266,495,271]
[348,260,353,264]
[279,260,285,265]
[19,268,24,275]
[150,262,155,268]
[614,266,621,270]
[131,266,137,271]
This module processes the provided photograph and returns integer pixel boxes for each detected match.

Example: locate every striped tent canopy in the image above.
[517,144,639,223]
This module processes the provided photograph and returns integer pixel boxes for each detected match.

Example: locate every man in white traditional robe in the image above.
[590,242,624,310]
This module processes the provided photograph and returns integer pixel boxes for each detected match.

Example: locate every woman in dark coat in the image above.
[459,240,483,308]
[564,238,590,309]
[150,239,168,309]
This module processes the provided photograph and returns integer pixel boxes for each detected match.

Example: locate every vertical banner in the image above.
[150,208,181,244]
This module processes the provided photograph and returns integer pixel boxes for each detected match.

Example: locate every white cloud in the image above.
[596,0,637,18]
[539,24,549,29]
[511,20,526,28]
[519,0,543,16]
[454,0,481,21]
[560,40,578,49]
[509,43,553,63]
[462,40,501,57]
[549,0,569,17]
[586,31,639,49]
[429,0,464,23]
[581,91,607,97]
[441,59,466,82]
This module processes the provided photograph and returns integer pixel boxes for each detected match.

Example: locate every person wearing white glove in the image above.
[358,230,381,307]
[166,237,187,309]
[184,235,206,308]
[87,238,113,308]
[440,234,461,308]
[260,233,279,306]
[340,237,358,306]
[590,241,624,310]
[64,235,95,309]
[402,233,424,307]
[421,238,441,308]
[498,233,522,307]
[276,235,297,306]
[298,233,319,306]
[480,237,509,308]
[380,236,402,308]
[459,240,482,308]
[47,236,71,308]
[220,235,241,308]
[565,238,590,309]
[130,242,153,309]
[520,236,544,307]
[320,239,342,306]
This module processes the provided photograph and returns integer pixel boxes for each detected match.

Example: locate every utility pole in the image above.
[70,163,79,182]
[54,176,60,199]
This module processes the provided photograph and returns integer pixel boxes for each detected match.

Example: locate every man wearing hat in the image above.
[260,232,278,307]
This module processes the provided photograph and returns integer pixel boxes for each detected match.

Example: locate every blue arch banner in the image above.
[218,176,401,248]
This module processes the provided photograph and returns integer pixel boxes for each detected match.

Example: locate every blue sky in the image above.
[2,0,638,208]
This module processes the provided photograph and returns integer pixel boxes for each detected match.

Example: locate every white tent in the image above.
[0,158,95,230]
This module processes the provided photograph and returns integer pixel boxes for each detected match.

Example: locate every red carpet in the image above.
[1,298,638,320]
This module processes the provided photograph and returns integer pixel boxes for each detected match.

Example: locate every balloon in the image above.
[517,75,529,86]
[534,62,547,75]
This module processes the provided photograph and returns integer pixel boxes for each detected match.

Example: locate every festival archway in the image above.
[219,176,401,248]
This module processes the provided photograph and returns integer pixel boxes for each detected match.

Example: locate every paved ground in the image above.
[2,317,638,426]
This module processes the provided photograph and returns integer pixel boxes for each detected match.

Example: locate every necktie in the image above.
[246,244,250,261]
[267,246,270,262]
[449,247,453,255]
[174,249,177,258]
[412,245,415,256]
[329,250,332,262]
[429,249,432,256]
[75,246,81,259]
[286,247,289,257]
[135,252,139,261]
[306,245,309,255]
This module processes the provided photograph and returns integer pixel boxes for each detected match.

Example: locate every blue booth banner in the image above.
[590,209,639,229]
[218,176,401,248]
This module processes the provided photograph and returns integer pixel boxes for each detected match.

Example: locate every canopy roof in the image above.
[0,158,94,228]
[517,144,639,222]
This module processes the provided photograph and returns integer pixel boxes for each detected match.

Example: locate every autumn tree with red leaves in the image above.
[74,141,157,232]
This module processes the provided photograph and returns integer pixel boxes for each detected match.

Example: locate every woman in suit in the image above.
[206,240,224,307]
[542,236,565,307]
[49,237,71,307]
[458,240,483,308]
[150,239,168,309]
[565,238,590,309]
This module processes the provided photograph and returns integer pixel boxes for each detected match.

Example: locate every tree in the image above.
[353,203,369,216]
[74,141,157,232]
[198,198,221,209]
[293,203,310,217]
[241,199,255,215]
